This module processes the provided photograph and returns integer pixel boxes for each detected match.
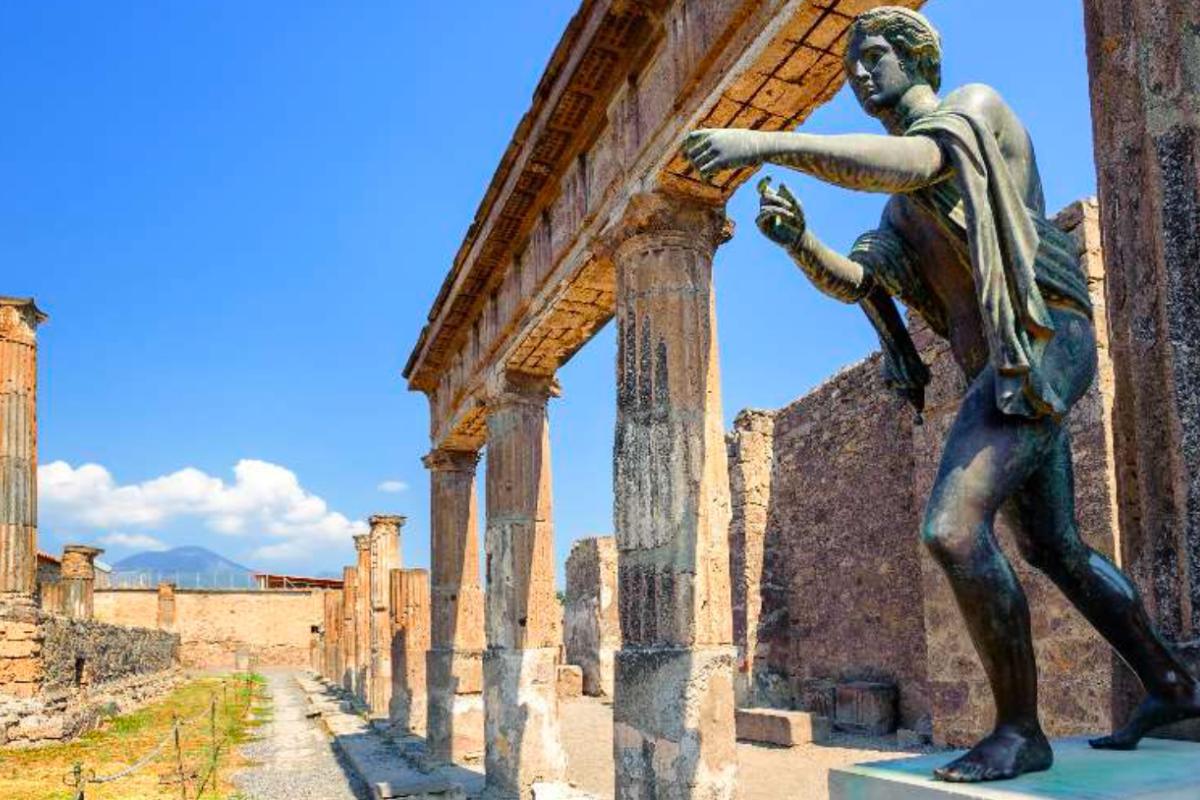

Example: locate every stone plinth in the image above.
[563,537,619,698]
[735,708,830,747]
[0,298,46,605]
[60,545,103,621]
[424,447,485,763]
[368,515,404,719]
[829,737,1200,800]
[610,193,738,799]
[390,568,430,736]
[483,372,566,796]
[156,582,176,631]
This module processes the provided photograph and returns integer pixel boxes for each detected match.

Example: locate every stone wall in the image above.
[729,199,1123,743]
[563,537,619,697]
[94,588,326,668]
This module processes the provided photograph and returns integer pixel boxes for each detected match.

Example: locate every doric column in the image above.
[390,567,430,735]
[368,514,404,718]
[156,582,176,630]
[482,371,566,798]
[61,545,103,620]
[341,566,358,692]
[354,533,372,704]
[423,447,485,763]
[609,191,738,798]
[0,298,47,605]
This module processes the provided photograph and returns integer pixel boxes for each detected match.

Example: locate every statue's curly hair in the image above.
[848,7,943,93]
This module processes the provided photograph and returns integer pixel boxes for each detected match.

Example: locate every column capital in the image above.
[353,533,371,552]
[602,191,731,263]
[0,297,47,345]
[423,447,481,473]
[482,369,561,412]
[61,545,104,580]
[368,514,406,531]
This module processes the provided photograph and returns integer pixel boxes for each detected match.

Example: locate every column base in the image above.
[483,647,567,799]
[427,648,485,763]
[613,645,738,800]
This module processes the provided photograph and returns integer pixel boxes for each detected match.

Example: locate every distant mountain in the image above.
[111,545,256,589]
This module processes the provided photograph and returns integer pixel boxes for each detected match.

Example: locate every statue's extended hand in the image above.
[683,128,765,181]
[756,178,806,248]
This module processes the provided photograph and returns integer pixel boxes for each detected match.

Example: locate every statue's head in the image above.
[844,7,942,118]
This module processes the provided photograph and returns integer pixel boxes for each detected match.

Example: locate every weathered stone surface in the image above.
[426,648,485,763]
[1084,0,1200,729]
[555,665,582,699]
[342,567,359,693]
[368,515,404,720]
[391,568,430,736]
[834,682,897,736]
[483,647,567,798]
[156,581,176,630]
[563,537,618,698]
[734,707,830,747]
[60,545,102,621]
[355,533,372,705]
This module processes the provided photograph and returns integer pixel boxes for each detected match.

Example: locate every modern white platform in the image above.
[829,736,1200,799]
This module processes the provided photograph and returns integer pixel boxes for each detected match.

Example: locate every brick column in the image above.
[354,533,372,704]
[368,514,404,718]
[341,566,358,692]
[1084,1,1200,721]
[423,447,485,762]
[482,371,566,798]
[390,567,430,735]
[61,545,103,620]
[156,582,176,630]
[609,191,738,798]
[0,298,46,606]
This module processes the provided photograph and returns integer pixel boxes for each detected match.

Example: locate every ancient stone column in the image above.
[0,298,47,606]
[482,371,566,798]
[60,545,103,620]
[341,566,358,693]
[156,582,176,630]
[564,537,620,697]
[323,589,342,683]
[368,514,404,718]
[1084,1,1200,722]
[423,447,486,763]
[354,533,372,704]
[609,191,738,798]
[390,567,430,735]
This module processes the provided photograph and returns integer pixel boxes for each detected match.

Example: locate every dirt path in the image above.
[232,670,368,800]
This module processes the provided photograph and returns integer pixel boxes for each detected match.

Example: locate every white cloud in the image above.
[98,532,169,551]
[39,459,367,565]
[377,480,409,494]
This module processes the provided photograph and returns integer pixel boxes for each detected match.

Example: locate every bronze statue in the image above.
[683,6,1200,784]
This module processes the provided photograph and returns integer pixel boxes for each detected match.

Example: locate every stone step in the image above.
[735,708,831,747]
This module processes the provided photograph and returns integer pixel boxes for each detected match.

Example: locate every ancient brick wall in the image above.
[40,616,177,692]
[563,537,619,697]
[94,588,326,668]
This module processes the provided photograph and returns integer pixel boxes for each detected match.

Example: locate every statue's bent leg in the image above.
[1007,431,1200,749]
[921,369,1058,782]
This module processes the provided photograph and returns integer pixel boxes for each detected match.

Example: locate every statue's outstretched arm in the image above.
[685,129,946,194]
[757,179,871,303]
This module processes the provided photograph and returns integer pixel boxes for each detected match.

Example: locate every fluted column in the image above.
[609,191,738,798]
[482,371,566,798]
[354,533,372,704]
[156,582,176,630]
[341,566,358,692]
[368,514,404,718]
[423,447,485,763]
[0,298,46,605]
[61,545,103,620]
[390,567,430,735]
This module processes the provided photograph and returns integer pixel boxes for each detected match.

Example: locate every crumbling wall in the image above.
[563,537,619,697]
[94,588,326,668]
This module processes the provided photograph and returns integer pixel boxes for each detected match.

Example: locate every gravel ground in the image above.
[232,670,368,800]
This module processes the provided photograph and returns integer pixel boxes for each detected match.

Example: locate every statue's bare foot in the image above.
[1090,685,1200,750]
[933,726,1052,783]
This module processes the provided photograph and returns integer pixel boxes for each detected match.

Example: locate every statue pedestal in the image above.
[829,737,1200,799]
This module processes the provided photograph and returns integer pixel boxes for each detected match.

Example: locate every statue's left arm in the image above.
[683,129,947,193]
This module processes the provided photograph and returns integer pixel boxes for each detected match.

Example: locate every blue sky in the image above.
[3,2,1095,580]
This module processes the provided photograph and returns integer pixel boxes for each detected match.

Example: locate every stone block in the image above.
[483,647,566,796]
[835,681,897,736]
[799,678,837,718]
[828,737,1200,799]
[556,664,583,698]
[426,649,483,695]
[735,708,830,746]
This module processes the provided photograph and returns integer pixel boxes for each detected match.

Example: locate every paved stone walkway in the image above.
[232,670,368,800]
